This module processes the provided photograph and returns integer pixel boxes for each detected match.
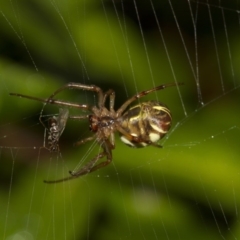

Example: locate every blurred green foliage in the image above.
[0,0,240,239]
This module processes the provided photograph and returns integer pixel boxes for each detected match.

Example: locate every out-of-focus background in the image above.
[0,0,240,239]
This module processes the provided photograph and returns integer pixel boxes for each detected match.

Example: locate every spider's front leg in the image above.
[70,139,113,177]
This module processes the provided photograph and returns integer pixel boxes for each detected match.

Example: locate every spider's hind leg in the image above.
[70,139,113,177]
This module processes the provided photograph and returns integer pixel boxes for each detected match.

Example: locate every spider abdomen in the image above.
[119,101,172,148]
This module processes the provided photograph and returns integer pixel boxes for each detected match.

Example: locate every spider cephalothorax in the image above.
[10,82,182,183]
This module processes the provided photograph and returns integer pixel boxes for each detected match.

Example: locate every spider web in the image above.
[0,0,240,239]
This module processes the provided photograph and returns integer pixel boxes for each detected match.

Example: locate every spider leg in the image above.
[102,89,115,112]
[46,82,105,108]
[43,140,113,184]
[43,139,99,184]
[43,150,106,183]
[68,115,89,120]
[74,136,95,147]
[70,139,113,177]
[69,152,107,177]
[43,173,81,184]
[9,93,92,110]
[116,82,183,116]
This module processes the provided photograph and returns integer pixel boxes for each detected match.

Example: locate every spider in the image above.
[10,82,182,183]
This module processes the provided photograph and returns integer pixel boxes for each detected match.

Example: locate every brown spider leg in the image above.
[44,174,82,183]
[116,82,183,116]
[74,136,95,147]
[45,82,105,108]
[109,133,115,149]
[102,89,115,112]
[44,139,114,183]
[43,145,109,184]
[9,93,92,110]
[68,115,89,120]
[70,139,113,177]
